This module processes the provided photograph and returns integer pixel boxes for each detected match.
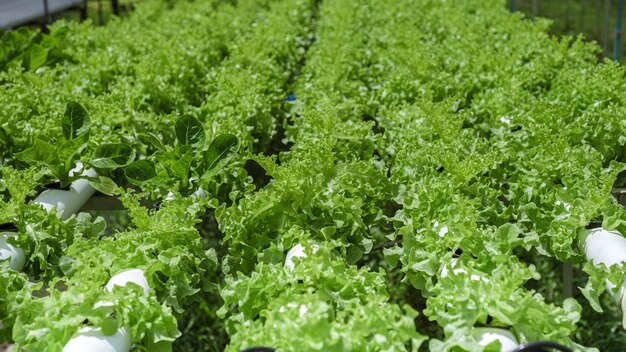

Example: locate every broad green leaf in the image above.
[87,176,119,196]
[383,245,403,267]
[345,245,363,264]
[142,132,165,150]
[14,139,58,168]
[56,137,85,175]
[90,144,136,169]
[171,147,194,188]
[125,160,157,184]
[62,102,91,140]
[175,115,205,146]
[100,318,119,336]
[14,139,63,180]
[28,44,47,71]
[202,134,239,179]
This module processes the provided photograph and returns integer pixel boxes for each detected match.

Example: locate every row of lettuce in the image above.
[217,0,626,351]
[2,0,626,351]
[0,0,318,350]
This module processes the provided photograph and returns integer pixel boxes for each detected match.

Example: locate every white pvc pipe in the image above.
[63,326,131,352]
[34,163,97,220]
[472,327,518,352]
[584,228,626,305]
[105,269,150,295]
[0,232,25,271]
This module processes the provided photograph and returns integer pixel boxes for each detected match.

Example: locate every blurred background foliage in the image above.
[514,0,626,61]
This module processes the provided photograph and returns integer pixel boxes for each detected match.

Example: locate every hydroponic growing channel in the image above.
[2,0,626,351]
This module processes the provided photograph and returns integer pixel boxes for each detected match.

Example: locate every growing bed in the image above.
[2,0,626,351]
